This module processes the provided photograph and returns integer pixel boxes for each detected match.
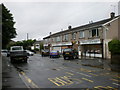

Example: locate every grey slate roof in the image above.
[43,16,119,39]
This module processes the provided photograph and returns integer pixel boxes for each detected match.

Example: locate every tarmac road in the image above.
[2,54,120,89]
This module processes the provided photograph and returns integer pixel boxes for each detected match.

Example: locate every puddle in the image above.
[52,68,57,70]
[82,64,104,69]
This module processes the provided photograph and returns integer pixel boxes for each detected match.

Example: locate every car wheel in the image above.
[58,55,60,58]
[64,56,69,60]
[50,55,51,58]
[75,56,79,59]
[64,57,66,60]
[24,59,27,63]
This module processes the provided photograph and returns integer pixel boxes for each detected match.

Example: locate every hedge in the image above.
[108,39,120,54]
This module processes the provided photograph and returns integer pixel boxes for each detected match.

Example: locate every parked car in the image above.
[63,48,78,60]
[26,50,34,56]
[1,49,8,56]
[7,51,10,57]
[50,50,60,58]
[10,46,28,63]
[41,49,49,56]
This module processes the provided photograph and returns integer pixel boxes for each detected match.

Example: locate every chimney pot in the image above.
[110,12,115,19]
[68,25,72,30]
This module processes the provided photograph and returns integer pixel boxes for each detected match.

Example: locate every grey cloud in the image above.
[4,2,118,41]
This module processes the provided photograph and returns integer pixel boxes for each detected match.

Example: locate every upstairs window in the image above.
[72,33,76,39]
[79,31,84,38]
[63,34,68,41]
[56,36,61,42]
[89,28,99,37]
[52,38,55,42]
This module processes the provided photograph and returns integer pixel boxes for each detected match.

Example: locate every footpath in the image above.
[79,57,120,72]
[2,56,27,88]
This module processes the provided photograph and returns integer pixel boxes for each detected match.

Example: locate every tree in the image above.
[108,39,120,54]
[108,39,120,66]
[2,4,17,49]
[22,39,36,50]
[7,39,36,50]
[40,43,44,52]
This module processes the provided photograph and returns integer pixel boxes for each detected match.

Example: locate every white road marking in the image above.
[112,83,120,86]
[76,72,92,77]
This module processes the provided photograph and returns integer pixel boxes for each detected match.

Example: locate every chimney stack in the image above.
[110,12,115,19]
[68,25,72,30]
[49,32,52,35]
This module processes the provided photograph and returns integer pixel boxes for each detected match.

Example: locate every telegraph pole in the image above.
[27,33,29,40]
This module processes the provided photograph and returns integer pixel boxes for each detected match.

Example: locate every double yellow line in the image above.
[19,71,39,88]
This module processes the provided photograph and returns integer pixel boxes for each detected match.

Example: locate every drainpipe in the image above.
[102,25,109,59]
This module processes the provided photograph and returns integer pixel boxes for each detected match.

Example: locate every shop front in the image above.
[79,39,103,58]
[52,42,72,54]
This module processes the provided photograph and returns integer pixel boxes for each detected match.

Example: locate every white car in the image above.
[1,49,8,56]
[26,50,34,56]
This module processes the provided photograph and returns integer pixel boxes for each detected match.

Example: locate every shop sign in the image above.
[44,44,48,46]
[80,39,101,45]
[52,42,72,46]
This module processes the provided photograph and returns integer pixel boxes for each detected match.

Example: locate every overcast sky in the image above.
[3,0,119,41]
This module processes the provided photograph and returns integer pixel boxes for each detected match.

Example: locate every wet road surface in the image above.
[2,54,120,89]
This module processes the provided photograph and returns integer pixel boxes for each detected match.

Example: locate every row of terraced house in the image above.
[43,12,120,59]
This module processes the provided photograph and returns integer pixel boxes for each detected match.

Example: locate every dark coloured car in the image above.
[63,48,78,60]
[50,50,60,58]
[41,49,49,56]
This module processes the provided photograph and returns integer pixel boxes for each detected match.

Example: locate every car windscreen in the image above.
[12,47,22,50]
[63,49,72,52]
[51,51,57,53]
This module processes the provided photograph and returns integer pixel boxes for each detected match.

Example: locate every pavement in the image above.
[2,56,27,88]
[79,57,120,72]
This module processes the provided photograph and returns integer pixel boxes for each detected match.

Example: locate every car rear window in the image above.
[12,47,22,50]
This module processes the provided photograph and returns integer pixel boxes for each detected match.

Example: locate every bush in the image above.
[108,39,120,54]
[34,48,39,51]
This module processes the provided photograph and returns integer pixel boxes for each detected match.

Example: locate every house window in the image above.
[79,31,84,38]
[52,38,55,42]
[56,36,61,42]
[72,33,76,39]
[89,28,99,37]
[63,34,68,41]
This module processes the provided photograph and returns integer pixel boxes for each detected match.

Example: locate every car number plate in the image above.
[66,53,69,54]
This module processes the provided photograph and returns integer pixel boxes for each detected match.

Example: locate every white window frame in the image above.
[89,28,99,38]
[72,33,76,39]
[63,34,68,41]
[56,36,61,42]
[65,34,68,41]
[79,31,85,38]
